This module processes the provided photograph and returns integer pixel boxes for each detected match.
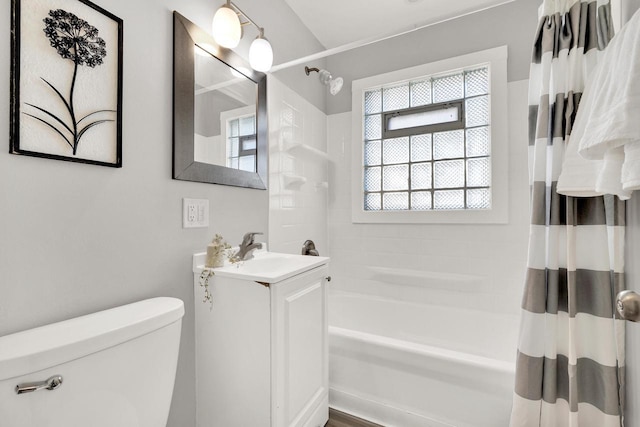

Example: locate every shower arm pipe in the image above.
[228,1,264,36]
[305,66,320,75]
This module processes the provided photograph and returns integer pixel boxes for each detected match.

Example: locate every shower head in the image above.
[305,66,343,95]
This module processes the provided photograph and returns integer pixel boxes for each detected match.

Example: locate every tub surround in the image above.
[326,80,529,316]
[268,75,329,256]
[325,79,529,426]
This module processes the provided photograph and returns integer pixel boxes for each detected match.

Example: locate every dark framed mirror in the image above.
[173,11,267,189]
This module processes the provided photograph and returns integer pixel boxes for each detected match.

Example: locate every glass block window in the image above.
[226,115,257,173]
[362,66,490,211]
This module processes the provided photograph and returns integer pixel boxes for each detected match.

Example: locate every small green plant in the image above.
[228,253,242,266]
[199,269,215,309]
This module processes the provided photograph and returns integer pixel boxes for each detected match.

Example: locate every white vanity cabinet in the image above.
[194,251,329,427]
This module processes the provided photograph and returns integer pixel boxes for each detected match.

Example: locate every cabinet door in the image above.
[271,266,329,427]
[195,276,272,427]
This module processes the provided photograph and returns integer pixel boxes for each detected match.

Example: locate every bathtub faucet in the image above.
[234,232,263,261]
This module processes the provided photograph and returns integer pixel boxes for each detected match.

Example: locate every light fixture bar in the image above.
[229,1,262,34]
[212,1,273,72]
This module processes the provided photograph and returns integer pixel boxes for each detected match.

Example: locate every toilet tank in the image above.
[0,297,184,427]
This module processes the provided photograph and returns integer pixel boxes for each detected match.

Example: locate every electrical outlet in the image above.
[183,198,209,228]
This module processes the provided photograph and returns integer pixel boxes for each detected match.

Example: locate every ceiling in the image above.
[283,0,515,49]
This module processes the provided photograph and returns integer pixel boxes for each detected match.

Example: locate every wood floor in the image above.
[326,408,383,427]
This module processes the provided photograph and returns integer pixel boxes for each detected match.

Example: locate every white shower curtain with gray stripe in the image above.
[510,0,626,426]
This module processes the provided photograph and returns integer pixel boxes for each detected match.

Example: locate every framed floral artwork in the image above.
[10,0,123,167]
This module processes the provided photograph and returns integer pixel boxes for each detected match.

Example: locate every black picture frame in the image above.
[10,0,123,168]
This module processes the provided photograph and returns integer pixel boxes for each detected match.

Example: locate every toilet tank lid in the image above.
[0,297,184,381]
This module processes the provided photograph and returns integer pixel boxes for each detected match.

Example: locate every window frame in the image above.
[382,100,465,139]
[351,46,509,224]
[220,106,257,172]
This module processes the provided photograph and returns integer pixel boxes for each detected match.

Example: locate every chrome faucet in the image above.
[234,232,264,261]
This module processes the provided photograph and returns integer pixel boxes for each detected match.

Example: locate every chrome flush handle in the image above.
[15,375,63,395]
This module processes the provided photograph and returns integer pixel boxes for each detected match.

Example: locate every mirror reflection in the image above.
[194,45,257,173]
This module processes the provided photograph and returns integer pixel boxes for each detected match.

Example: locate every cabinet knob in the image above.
[325,276,331,282]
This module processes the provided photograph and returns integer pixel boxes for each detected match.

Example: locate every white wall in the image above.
[0,1,323,426]
[622,0,640,26]
[326,80,529,316]
[194,134,224,165]
[325,0,540,114]
[268,76,328,255]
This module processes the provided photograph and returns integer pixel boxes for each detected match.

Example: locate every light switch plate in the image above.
[183,198,209,228]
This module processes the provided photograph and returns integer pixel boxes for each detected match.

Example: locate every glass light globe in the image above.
[329,77,343,95]
[249,37,273,72]
[212,5,241,48]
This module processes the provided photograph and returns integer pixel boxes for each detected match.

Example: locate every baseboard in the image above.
[329,388,459,427]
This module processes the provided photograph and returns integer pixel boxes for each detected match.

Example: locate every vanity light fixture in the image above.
[305,66,343,95]
[250,29,273,72]
[212,0,273,72]
[211,1,241,48]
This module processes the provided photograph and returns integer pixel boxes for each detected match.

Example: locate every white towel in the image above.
[576,8,640,159]
[556,137,631,199]
[623,141,640,190]
[596,147,630,197]
[557,8,640,199]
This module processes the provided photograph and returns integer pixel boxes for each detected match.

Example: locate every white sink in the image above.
[196,250,329,283]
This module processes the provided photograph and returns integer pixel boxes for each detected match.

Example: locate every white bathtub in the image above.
[328,291,518,427]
